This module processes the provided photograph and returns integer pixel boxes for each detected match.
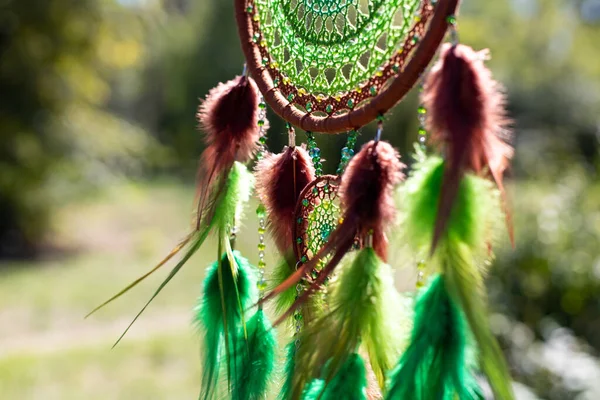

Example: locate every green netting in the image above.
[255,0,421,96]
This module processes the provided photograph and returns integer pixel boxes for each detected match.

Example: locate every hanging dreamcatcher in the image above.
[88,0,517,399]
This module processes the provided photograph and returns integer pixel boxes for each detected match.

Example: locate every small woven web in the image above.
[255,0,421,97]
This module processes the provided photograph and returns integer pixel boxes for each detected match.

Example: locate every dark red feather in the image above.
[255,146,315,254]
[422,44,514,251]
[195,75,265,228]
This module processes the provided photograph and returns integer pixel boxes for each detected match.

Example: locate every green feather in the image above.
[291,248,403,398]
[279,342,297,400]
[442,241,514,400]
[401,154,513,400]
[271,256,298,317]
[232,309,277,400]
[402,155,495,258]
[386,275,482,400]
[89,162,254,347]
[195,251,258,400]
[302,354,368,400]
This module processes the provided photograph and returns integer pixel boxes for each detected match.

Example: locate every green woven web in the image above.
[295,177,341,265]
[254,0,421,96]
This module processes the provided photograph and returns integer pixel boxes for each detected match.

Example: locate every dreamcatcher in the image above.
[89,0,516,399]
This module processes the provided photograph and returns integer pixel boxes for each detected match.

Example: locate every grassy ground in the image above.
[0,181,272,399]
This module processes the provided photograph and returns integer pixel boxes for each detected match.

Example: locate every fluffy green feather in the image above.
[386,275,482,400]
[88,162,254,346]
[232,309,277,400]
[302,354,368,400]
[401,154,513,400]
[402,155,495,258]
[196,251,258,400]
[271,256,298,318]
[442,241,513,400]
[291,248,403,398]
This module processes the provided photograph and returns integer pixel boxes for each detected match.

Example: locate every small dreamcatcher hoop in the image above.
[236,0,459,133]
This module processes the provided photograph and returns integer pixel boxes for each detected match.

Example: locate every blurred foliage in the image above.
[0,0,600,397]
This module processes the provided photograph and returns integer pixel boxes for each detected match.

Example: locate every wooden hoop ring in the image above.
[235,0,460,134]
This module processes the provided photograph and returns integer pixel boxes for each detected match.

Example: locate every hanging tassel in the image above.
[302,354,368,400]
[87,162,254,345]
[231,308,277,400]
[196,251,258,400]
[386,275,482,400]
[196,75,265,229]
[288,248,403,398]
[267,141,405,398]
[263,140,405,317]
[401,155,514,400]
[422,44,513,252]
[86,75,263,325]
[255,145,315,315]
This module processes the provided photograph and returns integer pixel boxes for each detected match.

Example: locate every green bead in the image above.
[262,57,269,66]
[296,237,302,244]
[297,217,303,224]
[446,15,457,26]
[256,204,266,218]
[257,280,268,291]
[259,102,266,109]
[418,106,426,114]
[306,102,313,112]
[258,243,266,251]
[370,86,378,96]
[325,104,333,113]
[258,227,265,235]
[258,260,267,269]
[259,136,267,144]
[273,77,280,87]
[301,255,308,263]
[288,93,295,101]
[258,119,265,126]
[302,199,309,207]
[246,6,253,13]
[347,98,354,108]
[418,128,427,136]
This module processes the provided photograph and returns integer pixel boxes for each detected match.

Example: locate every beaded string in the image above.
[305,131,323,176]
[255,95,269,299]
[336,130,359,175]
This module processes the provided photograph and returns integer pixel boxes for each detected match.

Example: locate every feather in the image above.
[422,44,513,251]
[264,141,405,320]
[271,255,300,317]
[442,242,513,400]
[87,162,254,345]
[289,248,403,398]
[255,146,315,254]
[401,155,513,400]
[196,75,265,229]
[232,309,277,400]
[386,275,482,400]
[195,250,258,400]
[279,342,297,400]
[302,354,368,400]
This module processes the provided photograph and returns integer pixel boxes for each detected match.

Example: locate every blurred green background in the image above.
[0,0,599,399]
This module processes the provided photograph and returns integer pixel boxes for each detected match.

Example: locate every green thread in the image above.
[253,0,421,96]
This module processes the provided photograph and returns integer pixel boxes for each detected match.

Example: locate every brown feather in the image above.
[255,146,315,254]
[422,44,514,251]
[263,141,405,322]
[195,75,265,228]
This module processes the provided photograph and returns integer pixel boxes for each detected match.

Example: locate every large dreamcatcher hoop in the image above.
[236,0,459,133]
